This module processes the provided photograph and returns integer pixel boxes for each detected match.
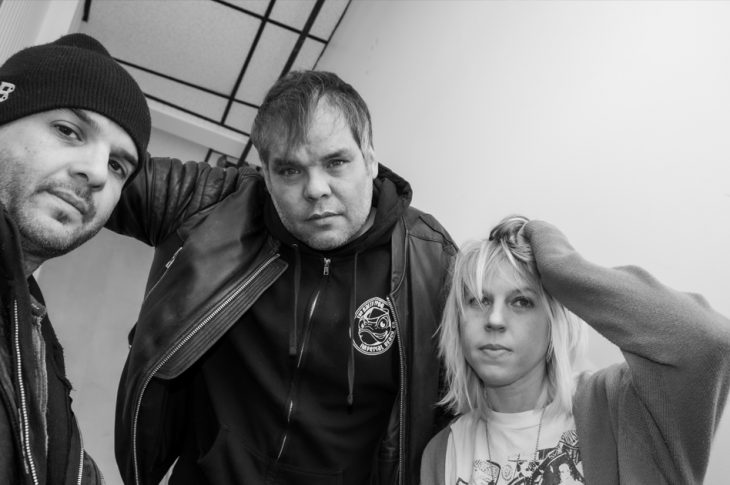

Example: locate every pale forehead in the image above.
[268,99,357,162]
[482,259,539,294]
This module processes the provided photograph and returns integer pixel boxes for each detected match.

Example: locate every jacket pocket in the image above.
[82,450,105,484]
[370,399,400,484]
[195,427,344,485]
[369,454,398,485]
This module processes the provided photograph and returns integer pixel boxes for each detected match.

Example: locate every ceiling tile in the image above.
[123,65,229,123]
[291,38,326,71]
[270,0,316,31]
[246,147,263,167]
[226,102,260,134]
[311,0,350,40]
[233,23,298,105]
[222,0,272,16]
[79,0,260,94]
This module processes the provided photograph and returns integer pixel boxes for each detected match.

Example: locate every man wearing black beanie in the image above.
[0,33,150,484]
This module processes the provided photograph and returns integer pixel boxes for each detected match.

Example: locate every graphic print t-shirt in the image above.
[445,409,583,485]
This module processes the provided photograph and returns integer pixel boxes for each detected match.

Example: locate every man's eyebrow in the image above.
[69,108,138,167]
[269,148,356,168]
[114,146,139,170]
[323,149,353,160]
[69,108,100,132]
[269,157,299,168]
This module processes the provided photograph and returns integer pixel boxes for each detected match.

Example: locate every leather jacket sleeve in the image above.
[106,156,254,246]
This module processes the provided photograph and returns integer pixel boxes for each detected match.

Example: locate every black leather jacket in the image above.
[108,158,456,485]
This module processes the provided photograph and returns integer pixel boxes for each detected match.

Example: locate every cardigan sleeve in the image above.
[420,426,450,485]
[524,220,730,483]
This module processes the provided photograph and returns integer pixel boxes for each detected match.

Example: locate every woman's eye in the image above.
[513,296,534,308]
[467,295,489,307]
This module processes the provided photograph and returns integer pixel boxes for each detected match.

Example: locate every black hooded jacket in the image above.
[108,158,457,485]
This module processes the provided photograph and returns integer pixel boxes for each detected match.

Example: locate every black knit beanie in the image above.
[0,33,150,178]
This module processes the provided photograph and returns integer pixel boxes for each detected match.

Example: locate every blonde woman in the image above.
[421,216,730,485]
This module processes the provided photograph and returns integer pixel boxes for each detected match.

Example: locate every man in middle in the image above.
[109,70,456,484]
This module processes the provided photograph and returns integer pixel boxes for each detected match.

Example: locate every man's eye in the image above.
[55,124,81,140]
[277,167,300,177]
[328,159,346,168]
[109,159,128,179]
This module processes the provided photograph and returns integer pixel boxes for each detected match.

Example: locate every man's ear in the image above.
[366,151,378,179]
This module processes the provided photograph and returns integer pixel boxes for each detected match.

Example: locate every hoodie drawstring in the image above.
[347,252,359,410]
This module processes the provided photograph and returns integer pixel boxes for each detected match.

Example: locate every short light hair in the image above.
[250,70,375,165]
[438,216,587,420]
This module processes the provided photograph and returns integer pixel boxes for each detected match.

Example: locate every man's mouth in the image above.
[48,189,90,216]
[308,211,339,221]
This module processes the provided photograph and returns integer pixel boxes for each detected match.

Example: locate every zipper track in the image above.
[131,254,278,485]
[13,300,40,485]
[275,256,330,461]
[13,299,87,485]
[77,420,84,485]
[141,247,182,304]
[388,296,406,485]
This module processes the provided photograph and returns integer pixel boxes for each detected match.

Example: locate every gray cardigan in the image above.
[421,221,730,485]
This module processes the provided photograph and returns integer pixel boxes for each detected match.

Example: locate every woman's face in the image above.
[460,262,551,401]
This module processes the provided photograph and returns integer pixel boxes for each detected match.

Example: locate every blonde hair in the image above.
[438,216,586,420]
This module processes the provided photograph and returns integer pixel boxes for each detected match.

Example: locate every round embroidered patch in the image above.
[352,297,396,355]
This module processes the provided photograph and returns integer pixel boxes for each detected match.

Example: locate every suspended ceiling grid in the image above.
[78,0,351,166]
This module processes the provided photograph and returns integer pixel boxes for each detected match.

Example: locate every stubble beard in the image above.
[1,180,101,264]
[15,203,101,262]
[273,193,374,251]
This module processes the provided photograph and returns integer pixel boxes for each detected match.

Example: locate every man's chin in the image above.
[19,224,96,261]
[301,230,351,251]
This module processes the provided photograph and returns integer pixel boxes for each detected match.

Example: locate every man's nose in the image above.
[69,144,109,188]
[303,170,332,200]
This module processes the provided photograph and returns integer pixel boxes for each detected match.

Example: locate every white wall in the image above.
[40,127,204,485]
[316,1,730,482]
[39,230,151,485]
[0,0,82,63]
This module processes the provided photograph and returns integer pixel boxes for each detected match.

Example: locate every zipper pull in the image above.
[165,246,183,268]
[323,257,331,276]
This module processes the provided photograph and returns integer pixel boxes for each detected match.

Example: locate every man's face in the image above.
[0,109,138,263]
[263,100,377,250]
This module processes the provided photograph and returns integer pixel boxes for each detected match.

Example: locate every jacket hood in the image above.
[0,205,26,288]
[263,163,412,255]
[0,205,62,485]
[262,163,412,407]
